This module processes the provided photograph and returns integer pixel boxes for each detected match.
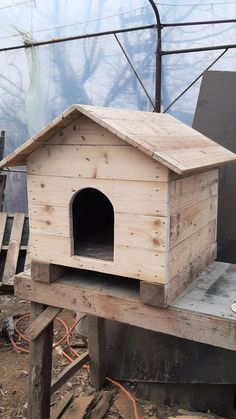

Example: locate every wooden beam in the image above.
[2,213,25,285]
[14,268,236,351]
[25,305,61,341]
[51,351,89,394]
[90,391,112,419]
[88,316,106,390]
[27,302,53,419]
[31,260,68,283]
[50,391,73,419]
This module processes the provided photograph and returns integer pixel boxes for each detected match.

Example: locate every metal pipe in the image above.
[162,43,236,55]
[147,0,162,113]
[162,18,236,27]
[0,24,156,53]
[163,48,228,113]
[114,34,155,108]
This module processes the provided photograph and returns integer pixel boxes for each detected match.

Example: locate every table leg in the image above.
[87,315,106,390]
[27,302,53,419]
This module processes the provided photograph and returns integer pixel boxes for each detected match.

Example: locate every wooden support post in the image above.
[27,302,53,419]
[87,315,106,390]
[26,306,61,341]
[31,260,68,283]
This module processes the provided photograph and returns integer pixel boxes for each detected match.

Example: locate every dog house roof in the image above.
[1,104,235,175]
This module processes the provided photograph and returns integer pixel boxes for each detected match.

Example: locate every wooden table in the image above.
[15,261,236,418]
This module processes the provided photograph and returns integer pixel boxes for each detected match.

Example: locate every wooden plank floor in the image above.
[14,261,236,351]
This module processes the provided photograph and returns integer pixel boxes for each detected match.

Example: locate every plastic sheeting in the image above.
[0,0,236,211]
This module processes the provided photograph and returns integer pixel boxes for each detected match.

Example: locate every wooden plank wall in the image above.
[168,170,218,281]
[27,116,218,285]
[27,117,170,284]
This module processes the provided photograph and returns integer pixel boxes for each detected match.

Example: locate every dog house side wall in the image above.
[27,117,171,284]
[168,169,218,286]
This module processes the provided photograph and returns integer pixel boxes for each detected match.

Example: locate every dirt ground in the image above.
[0,293,224,419]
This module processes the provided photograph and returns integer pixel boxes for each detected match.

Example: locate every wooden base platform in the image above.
[15,261,236,351]
[15,261,236,419]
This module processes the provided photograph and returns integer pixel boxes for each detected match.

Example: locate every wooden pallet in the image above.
[0,213,30,290]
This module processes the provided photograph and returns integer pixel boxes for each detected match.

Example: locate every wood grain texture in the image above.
[29,204,168,251]
[28,175,169,216]
[2,213,25,284]
[169,221,216,279]
[140,244,216,307]
[51,391,73,419]
[51,351,89,394]
[49,116,126,146]
[31,260,68,283]
[14,263,236,351]
[170,195,218,248]
[30,234,167,283]
[0,212,7,249]
[26,305,61,340]
[27,302,53,419]
[27,144,168,182]
[115,213,168,251]
[90,392,112,419]
[1,105,235,173]
[88,316,106,389]
[170,170,218,213]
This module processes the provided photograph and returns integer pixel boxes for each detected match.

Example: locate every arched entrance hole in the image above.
[72,188,114,261]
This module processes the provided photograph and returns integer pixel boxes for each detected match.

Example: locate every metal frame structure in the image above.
[0,1,236,113]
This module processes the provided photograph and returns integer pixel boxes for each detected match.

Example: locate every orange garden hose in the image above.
[11,313,140,419]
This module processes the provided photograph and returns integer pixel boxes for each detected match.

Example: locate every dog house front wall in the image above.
[27,117,219,285]
[27,118,171,284]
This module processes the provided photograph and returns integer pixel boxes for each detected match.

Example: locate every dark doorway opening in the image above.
[72,188,114,261]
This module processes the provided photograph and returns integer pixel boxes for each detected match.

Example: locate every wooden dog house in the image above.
[1,105,235,307]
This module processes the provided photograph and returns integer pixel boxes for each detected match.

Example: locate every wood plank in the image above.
[170,170,218,213]
[140,244,216,308]
[29,204,168,252]
[87,316,106,389]
[29,204,72,237]
[24,237,31,269]
[31,260,68,283]
[0,212,7,249]
[27,302,53,419]
[2,213,25,284]
[30,235,167,283]
[27,144,168,182]
[62,396,94,419]
[51,351,89,394]
[51,391,73,419]
[170,195,218,248]
[28,175,169,216]
[116,213,168,251]
[14,266,236,351]
[169,221,216,279]
[90,391,112,419]
[49,116,126,146]
[0,174,6,211]
[2,105,235,173]
[25,305,61,340]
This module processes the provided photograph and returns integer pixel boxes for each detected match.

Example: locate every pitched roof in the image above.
[1,104,235,175]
